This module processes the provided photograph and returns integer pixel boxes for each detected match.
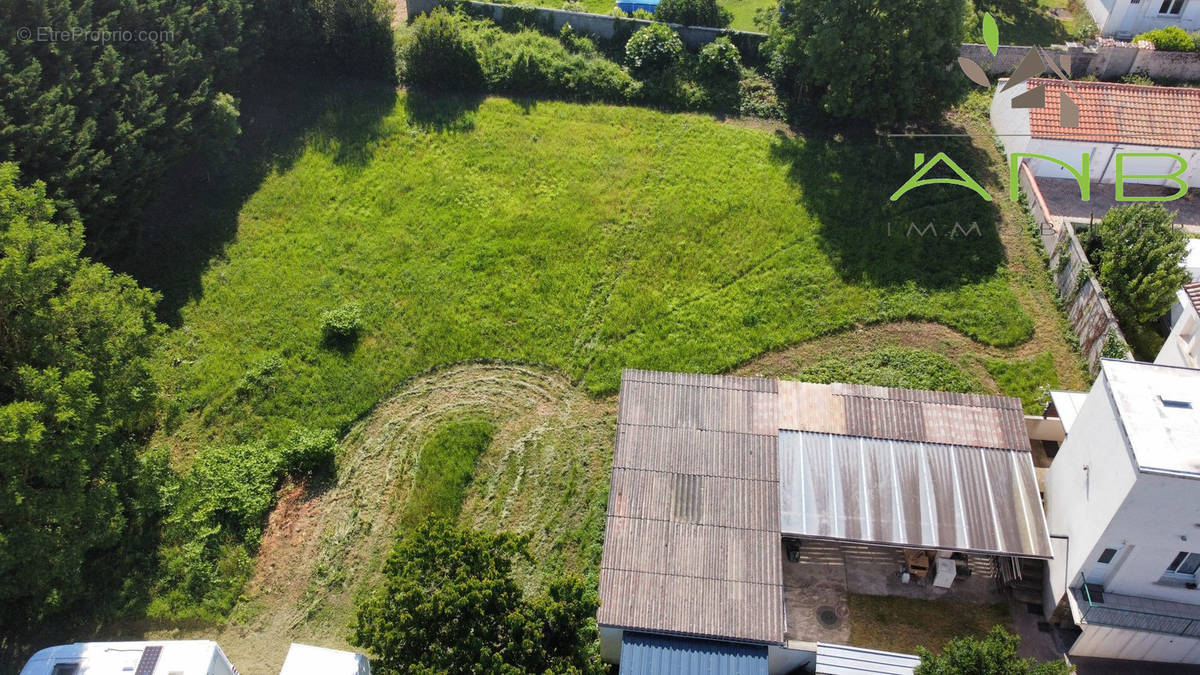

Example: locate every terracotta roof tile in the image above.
[1186,281,1200,316]
[1027,77,1200,149]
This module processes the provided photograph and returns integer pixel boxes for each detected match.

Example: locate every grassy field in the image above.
[573,0,774,31]
[136,83,1036,458]
[848,593,1013,654]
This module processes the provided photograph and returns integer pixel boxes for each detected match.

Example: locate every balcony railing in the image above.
[1075,584,1200,639]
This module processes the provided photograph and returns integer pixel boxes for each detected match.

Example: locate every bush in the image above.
[477,22,639,101]
[1134,26,1196,51]
[281,427,339,475]
[561,0,585,9]
[320,303,364,342]
[625,23,684,78]
[608,6,629,17]
[655,0,732,28]
[400,8,485,91]
[697,37,742,84]
[632,8,655,19]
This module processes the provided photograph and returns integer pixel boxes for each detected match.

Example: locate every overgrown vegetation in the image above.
[0,165,160,632]
[1082,204,1190,359]
[984,352,1057,413]
[1135,25,1199,52]
[402,419,495,527]
[352,518,600,674]
[794,348,983,393]
[849,593,1012,655]
[397,8,780,115]
[916,626,1072,674]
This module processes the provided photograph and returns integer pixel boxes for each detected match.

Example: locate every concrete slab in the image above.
[782,543,850,644]
[1036,178,1200,235]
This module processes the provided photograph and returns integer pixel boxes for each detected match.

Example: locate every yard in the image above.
[848,593,1014,655]
[104,72,1089,671]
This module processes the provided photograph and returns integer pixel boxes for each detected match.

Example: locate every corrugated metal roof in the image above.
[815,643,919,675]
[599,370,784,645]
[600,369,1050,645]
[619,632,768,675]
[779,431,1052,558]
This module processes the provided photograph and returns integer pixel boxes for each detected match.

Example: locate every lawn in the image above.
[135,80,1034,456]
[848,593,1014,655]
[573,0,774,31]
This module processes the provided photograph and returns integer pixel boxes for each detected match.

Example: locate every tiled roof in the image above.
[1186,281,1200,316]
[599,369,1051,644]
[1027,77,1200,148]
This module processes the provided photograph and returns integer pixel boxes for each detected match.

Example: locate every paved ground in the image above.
[782,541,851,644]
[1037,178,1200,235]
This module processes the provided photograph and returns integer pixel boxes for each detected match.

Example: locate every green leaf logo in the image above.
[983,13,999,56]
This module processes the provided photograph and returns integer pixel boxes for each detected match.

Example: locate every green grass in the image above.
[403,418,495,526]
[137,80,1033,454]
[985,351,1058,413]
[570,0,772,31]
[848,593,1013,655]
[794,347,983,393]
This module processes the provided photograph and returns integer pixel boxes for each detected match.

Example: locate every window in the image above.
[1159,0,1186,14]
[1098,547,1118,564]
[1166,551,1200,576]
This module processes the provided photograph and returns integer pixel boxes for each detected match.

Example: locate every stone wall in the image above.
[960,41,1200,82]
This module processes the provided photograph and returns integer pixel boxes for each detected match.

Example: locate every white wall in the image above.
[1093,0,1200,37]
[1045,372,1140,602]
[1070,623,1200,662]
[1156,291,1200,368]
[1100,473,1200,602]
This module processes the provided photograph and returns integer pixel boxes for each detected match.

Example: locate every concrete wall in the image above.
[1041,205,1133,372]
[1045,371,1140,603]
[1070,623,1200,662]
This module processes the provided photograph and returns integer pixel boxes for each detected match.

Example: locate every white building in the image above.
[1044,359,1200,664]
[1085,0,1200,38]
[992,78,1200,188]
[1157,282,1200,367]
[18,641,238,675]
[19,641,371,675]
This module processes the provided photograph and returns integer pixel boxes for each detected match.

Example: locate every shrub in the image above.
[697,37,742,84]
[561,0,585,9]
[1094,204,1190,328]
[559,23,597,54]
[738,73,785,118]
[400,8,485,91]
[478,23,639,101]
[320,303,364,342]
[281,427,339,475]
[236,354,284,400]
[632,8,655,19]
[625,23,684,78]
[655,0,732,28]
[608,6,629,17]
[1134,26,1196,51]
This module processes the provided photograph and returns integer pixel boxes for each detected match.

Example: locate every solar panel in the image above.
[134,646,163,675]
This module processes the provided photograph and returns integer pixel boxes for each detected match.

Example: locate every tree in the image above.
[352,518,599,674]
[0,164,160,628]
[916,627,1072,674]
[765,0,965,126]
[1094,204,1189,328]
[655,0,732,29]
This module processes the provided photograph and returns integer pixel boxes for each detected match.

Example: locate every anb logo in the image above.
[891,13,1189,203]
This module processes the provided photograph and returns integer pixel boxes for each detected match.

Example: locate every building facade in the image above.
[1085,0,1200,38]
[1044,360,1200,663]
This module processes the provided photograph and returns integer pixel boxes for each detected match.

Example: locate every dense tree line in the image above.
[0,0,393,256]
[0,163,160,628]
[0,0,393,632]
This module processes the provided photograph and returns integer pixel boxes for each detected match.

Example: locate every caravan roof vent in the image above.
[1160,398,1193,410]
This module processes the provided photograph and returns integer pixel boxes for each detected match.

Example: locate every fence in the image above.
[1020,163,1132,373]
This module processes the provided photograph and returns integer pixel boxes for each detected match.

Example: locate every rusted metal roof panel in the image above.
[613,426,777,481]
[778,431,1052,558]
[597,570,784,644]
